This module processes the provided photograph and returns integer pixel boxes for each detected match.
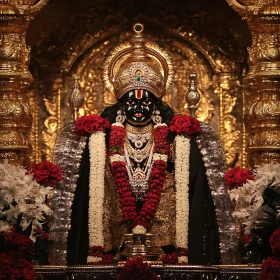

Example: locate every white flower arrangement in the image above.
[0,160,52,239]
[88,131,106,262]
[228,163,280,234]
[132,225,147,235]
[174,135,190,252]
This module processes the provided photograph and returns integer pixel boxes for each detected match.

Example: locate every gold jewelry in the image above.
[125,135,153,163]
[125,122,153,134]
[102,23,174,100]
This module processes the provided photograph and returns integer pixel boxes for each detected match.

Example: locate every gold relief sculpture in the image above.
[27,82,39,164]
[40,79,62,162]
[41,117,58,161]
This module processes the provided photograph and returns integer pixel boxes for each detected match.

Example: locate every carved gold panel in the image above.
[29,24,244,168]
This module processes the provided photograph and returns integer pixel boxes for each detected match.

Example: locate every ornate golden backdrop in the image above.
[24,0,251,168]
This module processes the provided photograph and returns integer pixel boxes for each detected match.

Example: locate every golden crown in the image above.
[102,23,174,100]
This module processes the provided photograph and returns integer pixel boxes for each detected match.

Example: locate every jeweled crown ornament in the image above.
[102,23,174,100]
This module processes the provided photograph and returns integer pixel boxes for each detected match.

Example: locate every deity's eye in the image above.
[142,100,152,105]
[126,100,135,105]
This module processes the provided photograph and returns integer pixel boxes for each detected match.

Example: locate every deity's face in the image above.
[121,90,157,126]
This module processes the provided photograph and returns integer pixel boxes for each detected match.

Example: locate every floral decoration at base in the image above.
[0,159,62,279]
[225,163,280,264]
[87,246,114,264]
[117,257,159,280]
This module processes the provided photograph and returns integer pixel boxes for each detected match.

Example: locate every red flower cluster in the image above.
[117,257,159,280]
[224,167,254,190]
[162,252,178,264]
[270,229,280,257]
[110,161,137,223]
[260,257,280,280]
[75,114,111,136]
[109,125,126,156]
[137,160,167,228]
[4,232,34,257]
[87,246,114,264]
[0,253,35,280]
[169,115,201,136]
[30,160,62,187]
[153,125,170,154]
[239,234,252,246]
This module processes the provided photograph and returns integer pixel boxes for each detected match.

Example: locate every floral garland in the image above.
[76,113,201,263]
[75,114,111,263]
[225,163,280,267]
[170,115,201,263]
[0,159,61,279]
[117,257,159,280]
[109,122,169,232]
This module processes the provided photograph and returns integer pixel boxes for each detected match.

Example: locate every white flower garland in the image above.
[174,135,190,250]
[88,131,106,263]
[109,154,125,163]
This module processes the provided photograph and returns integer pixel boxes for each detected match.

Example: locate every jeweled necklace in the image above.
[125,135,153,163]
[109,122,170,230]
[124,137,154,201]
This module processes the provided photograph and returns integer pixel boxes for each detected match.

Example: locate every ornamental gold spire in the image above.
[69,75,84,122]
[226,0,280,167]
[186,73,200,118]
[0,0,49,165]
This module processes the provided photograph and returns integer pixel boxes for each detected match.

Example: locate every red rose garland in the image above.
[270,229,280,257]
[109,124,169,229]
[169,115,201,136]
[75,114,111,136]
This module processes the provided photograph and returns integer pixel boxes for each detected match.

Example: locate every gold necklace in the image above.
[125,136,153,163]
[125,122,153,134]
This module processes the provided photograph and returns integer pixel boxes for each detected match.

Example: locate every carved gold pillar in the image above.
[226,0,280,166]
[0,0,48,165]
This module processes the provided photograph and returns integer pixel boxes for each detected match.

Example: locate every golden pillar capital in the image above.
[226,0,280,166]
[0,0,48,165]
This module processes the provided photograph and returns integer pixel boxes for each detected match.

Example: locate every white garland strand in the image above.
[175,135,190,250]
[88,131,106,263]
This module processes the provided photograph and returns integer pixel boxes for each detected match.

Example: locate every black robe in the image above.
[66,136,221,265]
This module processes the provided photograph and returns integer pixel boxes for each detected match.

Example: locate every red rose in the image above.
[39,232,50,241]
[270,229,280,257]
[32,169,50,184]
[170,115,201,136]
[225,167,254,189]
[4,232,34,256]
[162,252,178,264]
[75,114,110,136]
[22,265,36,280]
[260,257,280,280]
[30,160,62,186]
[117,257,159,280]
[239,234,252,246]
